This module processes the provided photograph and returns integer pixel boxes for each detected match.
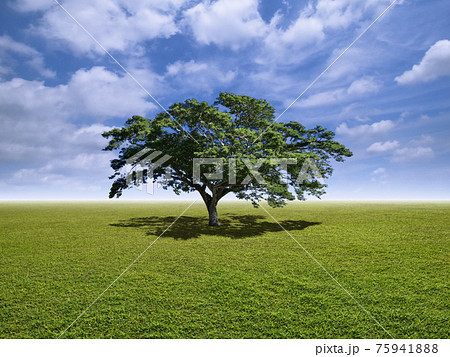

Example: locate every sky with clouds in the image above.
[0,0,449,201]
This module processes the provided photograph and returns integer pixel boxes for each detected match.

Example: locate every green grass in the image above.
[0,201,448,339]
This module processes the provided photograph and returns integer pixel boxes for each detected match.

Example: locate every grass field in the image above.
[0,201,448,339]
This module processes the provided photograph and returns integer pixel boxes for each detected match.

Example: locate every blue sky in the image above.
[0,0,449,201]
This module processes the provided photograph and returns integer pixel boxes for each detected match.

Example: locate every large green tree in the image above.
[103,92,352,226]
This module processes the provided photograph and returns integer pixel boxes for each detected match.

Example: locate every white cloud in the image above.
[259,9,324,65]
[0,67,157,168]
[297,76,381,108]
[347,76,381,95]
[259,0,395,65]
[372,167,386,175]
[282,17,324,44]
[305,0,394,31]
[246,68,302,104]
[183,0,267,50]
[395,39,450,85]
[166,60,209,76]
[297,88,346,107]
[367,140,399,153]
[0,67,154,122]
[264,15,324,52]
[321,45,377,82]
[21,0,185,55]
[398,111,409,123]
[313,0,363,29]
[391,147,434,163]
[365,136,435,163]
[165,60,236,92]
[5,122,115,191]
[371,167,388,183]
[66,66,155,117]
[12,150,113,182]
[12,0,52,12]
[0,34,36,55]
[336,119,395,136]
[181,0,395,57]
[410,135,434,146]
[10,149,112,190]
[4,120,117,195]
[0,35,55,78]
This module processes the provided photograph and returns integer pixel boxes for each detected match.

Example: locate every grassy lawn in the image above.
[0,201,448,339]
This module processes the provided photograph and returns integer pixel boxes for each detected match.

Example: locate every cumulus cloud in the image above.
[259,0,395,65]
[0,66,157,182]
[297,88,346,107]
[347,76,381,95]
[66,66,156,117]
[365,136,435,163]
[302,0,394,32]
[0,67,154,123]
[264,14,324,55]
[391,147,434,163]
[395,40,450,85]
[182,0,395,55]
[367,140,400,153]
[0,35,55,78]
[313,0,364,29]
[165,60,236,93]
[166,60,209,76]
[12,0,397,70]
[298,76,381,107]
[336,120,395,136]
[5,122,115,191]
[18,0,185,55]
[183,0,267,50]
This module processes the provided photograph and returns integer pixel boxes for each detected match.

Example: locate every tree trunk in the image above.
[207,199,220,226]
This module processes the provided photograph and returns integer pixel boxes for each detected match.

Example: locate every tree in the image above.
[102,92,352,226]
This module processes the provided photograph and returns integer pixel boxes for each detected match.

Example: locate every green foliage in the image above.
[0,201,448,338]
[103,93,352,208]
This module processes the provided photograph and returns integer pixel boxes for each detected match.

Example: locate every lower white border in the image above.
[1,339,448,357]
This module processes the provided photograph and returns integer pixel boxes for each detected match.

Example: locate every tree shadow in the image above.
[110,214,321,240]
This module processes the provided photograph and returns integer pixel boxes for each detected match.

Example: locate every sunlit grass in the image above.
[0,201,448,338]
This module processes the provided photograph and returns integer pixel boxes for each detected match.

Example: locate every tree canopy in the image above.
[103,92,352,225]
